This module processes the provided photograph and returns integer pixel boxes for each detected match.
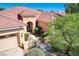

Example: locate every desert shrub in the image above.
[41,32,49,37]
[24,33,29,41]
[26,48,45,56]
[48,13,79,55]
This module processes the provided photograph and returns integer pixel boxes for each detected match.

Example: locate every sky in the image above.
[0,3,65,12]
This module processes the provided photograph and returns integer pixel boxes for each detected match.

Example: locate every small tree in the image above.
[48,13,79,55]
[65,3,79,14]
[0,8,5,11]
[24,33,29,41]
[25,48,45,56]
[37,9,43,12]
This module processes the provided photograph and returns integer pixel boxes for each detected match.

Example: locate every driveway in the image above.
[0,47,24,56]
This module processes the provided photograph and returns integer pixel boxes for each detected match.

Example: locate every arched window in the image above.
[17,14,23,21]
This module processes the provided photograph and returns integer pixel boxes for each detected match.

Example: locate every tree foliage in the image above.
[48,13,79,55]
[25,48,45,56]
[37,9,43,12]
[65,3,79,14]
[0,8,5,11]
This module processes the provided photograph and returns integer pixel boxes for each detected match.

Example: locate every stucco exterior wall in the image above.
[17,30,25,47]
[0,29,24,51]
[0,36,18,51]
[23,17,36,33]
[38,16,55,32]
[38,21,49,32]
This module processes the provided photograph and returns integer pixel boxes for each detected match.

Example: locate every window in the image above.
[17,14,23,21]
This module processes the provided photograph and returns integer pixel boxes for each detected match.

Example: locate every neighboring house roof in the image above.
[37,11,65,23]
[50,11,65,16]
[37,12,53,22]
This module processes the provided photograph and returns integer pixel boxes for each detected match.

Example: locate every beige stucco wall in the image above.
[23,17,36,33]
[17,30,25,47]
[38,21,49,32]
[0,29,25,51]
[0,36,18,51]
[0,31,18,36]
[38,16,54,32]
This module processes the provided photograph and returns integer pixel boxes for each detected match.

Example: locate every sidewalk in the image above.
[0,47,24,56]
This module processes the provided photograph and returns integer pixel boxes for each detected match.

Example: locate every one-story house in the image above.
[0,6,65,52]
[0,15,24,51]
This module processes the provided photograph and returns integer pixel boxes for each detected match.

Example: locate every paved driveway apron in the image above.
[0,47,24,56]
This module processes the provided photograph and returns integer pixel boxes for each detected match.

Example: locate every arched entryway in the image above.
[27,22,33,32]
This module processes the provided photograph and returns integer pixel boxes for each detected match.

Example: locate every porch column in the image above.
[18,30,25,48]
[32,21,36,33]
[23,26,27,32]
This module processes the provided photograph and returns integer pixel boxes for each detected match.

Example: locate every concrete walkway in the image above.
[0,47,24,56]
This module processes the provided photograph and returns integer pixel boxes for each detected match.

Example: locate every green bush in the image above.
[48,13,79,55]
[71,46,79,56]
[34,26,43,35]
[26,48,45,56]
[24,33,29,41]
[41,32,49,37]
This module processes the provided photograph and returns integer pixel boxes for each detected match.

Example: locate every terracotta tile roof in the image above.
[0,6,40,29]
[0,6,65,30]
[20,10,37,17]
[0,6,41,19]
[0,7,27,29]
[37,12,53,22]
[0,6,31,20]
[0,15,23,29]
[50,11,65,16]
[37,11,65,23]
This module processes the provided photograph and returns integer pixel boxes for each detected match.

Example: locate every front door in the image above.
[27,22,33,32]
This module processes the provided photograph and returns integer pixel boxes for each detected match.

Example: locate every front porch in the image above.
[22,32,39,50]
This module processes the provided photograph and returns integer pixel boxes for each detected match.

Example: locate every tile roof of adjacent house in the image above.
[37,12,53,22]
[50,11,65,16]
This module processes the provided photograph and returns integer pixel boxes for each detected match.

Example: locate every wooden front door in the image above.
[27,22,33,32]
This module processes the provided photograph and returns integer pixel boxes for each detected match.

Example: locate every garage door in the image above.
[0,34,18,51]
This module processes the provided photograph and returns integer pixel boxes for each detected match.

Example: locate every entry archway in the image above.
[27,22,33,32]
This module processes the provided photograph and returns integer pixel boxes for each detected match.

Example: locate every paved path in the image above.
[0,47,24,56]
